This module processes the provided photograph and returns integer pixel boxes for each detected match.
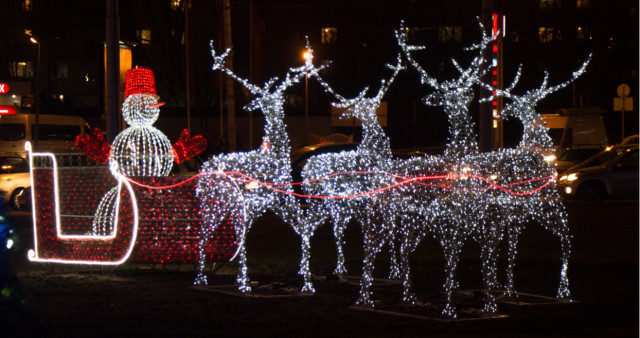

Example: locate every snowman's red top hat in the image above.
[125,66,161,100]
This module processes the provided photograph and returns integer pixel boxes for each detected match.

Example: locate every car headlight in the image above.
[559,173,579,182]
[566,173,578,182]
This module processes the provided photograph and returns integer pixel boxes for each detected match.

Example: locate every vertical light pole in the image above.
[106,0,121,143]
[185,0,191,133]
[479,0,494,152]
[28,34,40,150]
[248,0,253,149]
[303,49,313,145]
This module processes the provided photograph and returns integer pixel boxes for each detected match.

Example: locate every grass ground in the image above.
[4,200,638,337]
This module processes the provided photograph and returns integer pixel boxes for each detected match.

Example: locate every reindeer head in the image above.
[482,55,591,155]
[485,55,592,123]
[329,53,404,127]
[210,40,328,115]
[397,19,495,111]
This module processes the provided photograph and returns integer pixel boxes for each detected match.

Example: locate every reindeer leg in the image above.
[333,214,349,277]
[479,221,500,314]
[235,239,251,293]
[298,231,315,293]
[552,202,572,300]
[355,227,383,308]
[535,200,572,300]
[194,219,212,286]
[399,240,418,305]
[557,229,572,300]
[388,228,401,279]
[441,241,462,319]
[481,205,504,314]
[505,224,521,298]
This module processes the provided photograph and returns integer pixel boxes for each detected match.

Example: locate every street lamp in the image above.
[26,31,41,150]
[303,49,313,145]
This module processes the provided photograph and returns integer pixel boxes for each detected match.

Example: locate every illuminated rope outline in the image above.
[26,143,140,265]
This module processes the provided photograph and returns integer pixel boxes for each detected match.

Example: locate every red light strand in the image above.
[123,170,554,198]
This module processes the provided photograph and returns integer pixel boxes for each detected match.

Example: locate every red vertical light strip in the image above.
[492,13,498,36]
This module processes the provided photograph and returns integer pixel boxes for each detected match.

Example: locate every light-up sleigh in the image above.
[26,142,237,266]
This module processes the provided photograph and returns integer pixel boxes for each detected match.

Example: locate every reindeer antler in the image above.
[210,39,329,112]
[210,40,261,95]
[376,52,405,100]
[451,18,496,87]
[300,37,395,124]
[301,37,348,103]
[395,21,439,88]
[483,54,592,114]
[539,53,591,98]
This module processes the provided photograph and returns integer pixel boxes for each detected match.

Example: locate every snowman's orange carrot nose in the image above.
[149,102,166,108]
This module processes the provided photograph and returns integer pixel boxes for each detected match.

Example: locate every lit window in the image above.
[438,26,462,42]
[538,27,555,42]
[539,0,557,10]
[53,94,64,103]
[576,27,590,40]
[285,94,303,107]
[136,30,152,44]
[321,27,338,44]
[52,62,68,79]
[576,0,589,9]
[22,0,32,11]
[8,61,34,79]
[170,0,181,10]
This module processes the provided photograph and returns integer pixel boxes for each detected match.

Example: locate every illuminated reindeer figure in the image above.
[302,53,404,306]
[397,21,494,318]
[195,41,327,293]
[391,149,446,306]
[481,56,591,300]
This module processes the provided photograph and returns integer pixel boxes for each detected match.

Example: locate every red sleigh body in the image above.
[27,144,237,265]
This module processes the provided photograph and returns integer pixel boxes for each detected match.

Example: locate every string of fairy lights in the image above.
[300,49,404,306]
[27,19,591,320]
[194,41,330,293]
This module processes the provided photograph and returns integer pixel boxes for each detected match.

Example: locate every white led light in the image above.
[301,51,405,306]
[396,19,588,317]
[195,40,329,293]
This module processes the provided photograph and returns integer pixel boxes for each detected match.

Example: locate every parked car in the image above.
[291,143,358,186]
[0,113,90,157]
[558,146,638,200]
[619,134,639,145]
[0,153,31,210]
[555,146,604,174]
[562,144,637,173]
[541,108,608,155]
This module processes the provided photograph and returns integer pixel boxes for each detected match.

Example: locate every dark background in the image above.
[0,0,637,149]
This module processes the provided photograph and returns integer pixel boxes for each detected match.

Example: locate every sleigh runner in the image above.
[27,143,238,265]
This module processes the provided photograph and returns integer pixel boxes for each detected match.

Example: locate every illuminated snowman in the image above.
[79,66,206,236]
[110,66,173,176]
[92,67,174,235]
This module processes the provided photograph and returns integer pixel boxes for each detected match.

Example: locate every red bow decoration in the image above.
[172,129,207,164]
[260,139,270,153]
[75,128,111,164]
